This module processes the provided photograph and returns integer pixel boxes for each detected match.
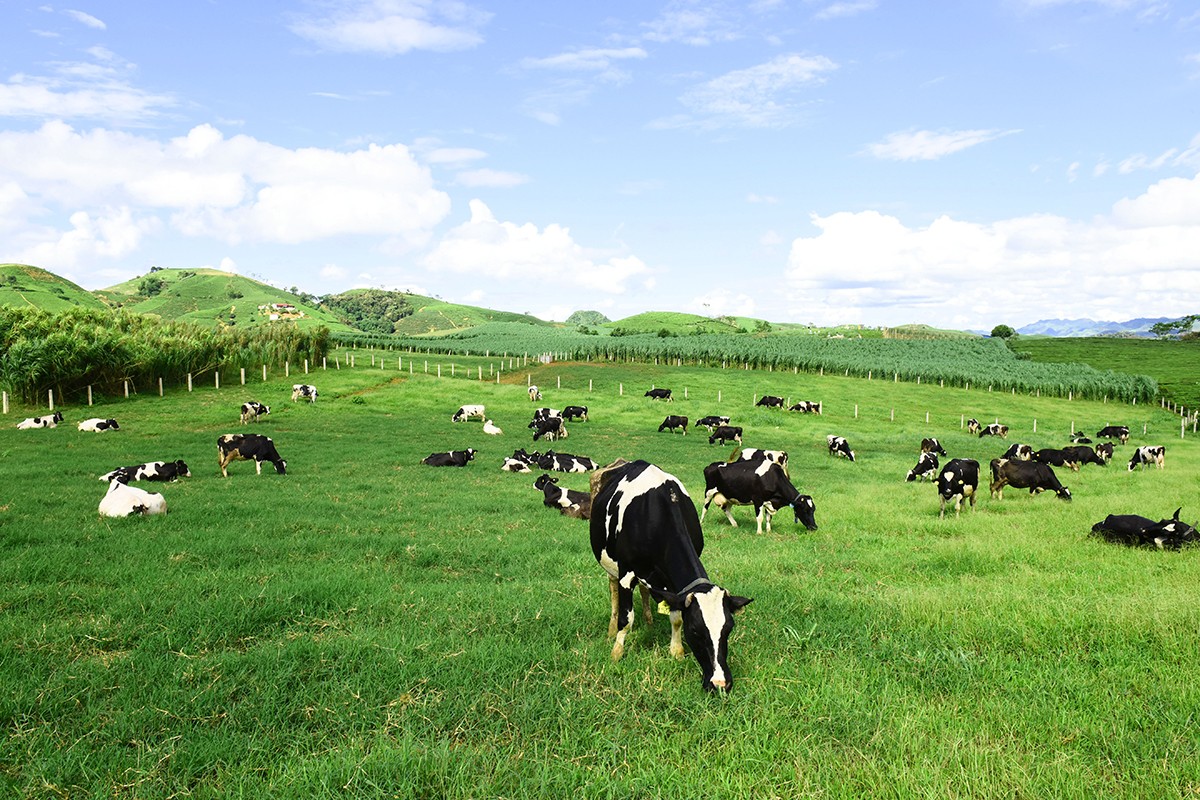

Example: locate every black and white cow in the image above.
[788,401,822,414]
[452,404,486,422]
[1128,445,1166,471]
[1097,425,1131,444]
[938,458,979,518]
[291,384,318,403]
[590,459,752,692]
[644,388,672,401]
[217,433,287,477]
[532,416,568,441]
[989,458,1071,501]
[906,451,939,482]
[422,448,477,467]
[98,479,167,517]
[1061,445,1107,469]
[1069,432,1093,444]
[535,450,596,473]
[708,425,743,445]
[529,407,562,426]
[728,448,789,475]
[966,418,982,435]
[1091,508,1198,550]
[1095,442,1115,463]
[658,415,689,434]
[695,415,731,432]
[920,437,947,456]
[1033,448,1080,472]
[1001,443,1034,461]
[756,395,785,408]
[562,405,589,422]
[240,401,270,424]
[100,460,191,484]
[701,459,818,535]
[826,435,855,462]
[16,411,63,429]
[528,385,542,402]
[979,423,1009,439]
[77,418,119,432]
[533,473,591,518]
[501,448,536,472]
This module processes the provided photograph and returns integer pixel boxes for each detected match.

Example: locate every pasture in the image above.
[2,352,1198,798]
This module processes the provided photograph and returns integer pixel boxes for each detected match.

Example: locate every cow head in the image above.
[274,460,287,475]
[791,495,818,530]
[533,474,558,490]
[659,585,752,692]
[175,460,192,477]
[1054,485,1072,501]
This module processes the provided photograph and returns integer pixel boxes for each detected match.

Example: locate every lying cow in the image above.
[533,473,590,518]
[701,459,818,534]
[291,384,318,403]
[98,479,167,517]
[501,448,536,473]
[421,448,477,467]
[788,401,822,414]
[644,388,672,401]
[1097,425,1130,444]
[77,418,119,432]
[695,415,730,432]
[101,460,191,484]
[708,425,743,446]
[827,435,856,462]
[938,458,979,518]
[1091,508,1198,550]
[590,458,751,692]
[1069,432,1093,444]
[1128,445,1165,471]
[561,405,589,422]
[906,451,939,482]
[1002,443,1034,461]
[990,458,1071,501]
[218,433,287,477]
[979,423,1009,439]
[532,416,567,442]
[536,451,596,473]
[921,437,947,456]
[482,419,503,435]
[452,404,486,422]
[756,395,785,408]
[241,401,270,424]
[17,411,63,429]
[658,415,688,434]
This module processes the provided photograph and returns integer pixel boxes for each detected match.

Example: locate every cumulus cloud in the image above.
[865,128,1020,161]
[289,0,491,54]
[0,51,175,124]
[14,206,155,271]
[424,199,650,293]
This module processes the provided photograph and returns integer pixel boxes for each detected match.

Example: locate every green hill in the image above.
[392,294,551,335]
[0,263,109,313]
[98,268,353,332]
[604,311,745,335]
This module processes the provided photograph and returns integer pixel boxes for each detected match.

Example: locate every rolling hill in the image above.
[0,263,109,313]
[392,293,552,335]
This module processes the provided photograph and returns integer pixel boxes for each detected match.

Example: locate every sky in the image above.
[1,1,1199,330]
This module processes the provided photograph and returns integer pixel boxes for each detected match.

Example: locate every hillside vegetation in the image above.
[0,264,108,313]
[392,294,551,335]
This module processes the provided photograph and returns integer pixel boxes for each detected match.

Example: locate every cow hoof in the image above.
[670,642,684,660]
[611,643,625,661]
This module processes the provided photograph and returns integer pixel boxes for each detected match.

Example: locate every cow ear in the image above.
[726,594,753,614]
[1173,507,1182,521]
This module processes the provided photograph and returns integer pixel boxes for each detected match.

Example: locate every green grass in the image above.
[393,295,551,336]
[0,264,109,313]
[2,352,1198,797]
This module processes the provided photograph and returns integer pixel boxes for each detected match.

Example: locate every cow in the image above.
[938,458,979,518]
[1033,448,1081,472]
[240,401,270,424]
[529,407,562,426]
[1091,508,1198,550]
[291,384,318,403]
[528,385,542,402]
[482,419,503,435]
[532,416,568,442]
[452,404,486,423]
[16,411,63,429]
[1097,425,1131,444]
[979,423,1008,439]
[533,473,591,518]
[966,418,981,435]
[561,405,589,422]
[536,451,596,473]
[1128,445,1166,471]
[906,451,939,482]
[501,449,536,473]
[644,388,672,401]
[728,448,789,475]
[989,458,1071,501]
[658,415,689,434]
[217,433,287,477]
[920,437,947,456]
[1001,443,1034,461]
[77,418,119,432]
[100,460,191,484]
[590,459,752,692]
[1061,445,1107,469]
[695,415,730,432]
[1069,432,1093,444]
[98,479,167,517]
[1095,442,1115,463]
[788,401,822,414]
[421,448,477,467]
[701,459,818,535]
[708,425,743,445]
[827,435,856,462]
[756,395,785,408]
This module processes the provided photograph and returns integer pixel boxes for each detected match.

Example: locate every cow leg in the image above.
[255,459,263,475]
[721,502,738,528]
[669,610,684,659]
[611,573,637,661]
[608,576,620,637]
[639,583,653,627]
[700,490,715,523]
[218,449,231,478]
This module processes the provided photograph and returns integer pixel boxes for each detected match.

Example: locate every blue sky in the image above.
[2,1,1198,329]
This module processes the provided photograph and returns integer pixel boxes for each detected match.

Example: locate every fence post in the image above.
[215,372,220,390]
[123,381,129,398]
[188,373,193,392]
[48,389,54,410]
[263,365,267,381]
[1033,419,1037,433]
[2,392,6,414]
[890,408,894,421]
[589,379,593,392]
[854,404,858,419]
[718,390,721,403]
[88,385,94,405]
[305,359,309,374]
[159,378,163,397]
[438,365,442,378]
[620,383,624,396]
[241,368,246,386]
[323,357,328,370]
[286,361,290,377]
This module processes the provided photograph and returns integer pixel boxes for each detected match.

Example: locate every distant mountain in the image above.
[0,263,109,313]
[1016,317,1173,338]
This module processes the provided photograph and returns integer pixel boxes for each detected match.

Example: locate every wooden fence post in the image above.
[88,385,93,405]
[305,359,309,374]
[286,361,290,377]
[215,372,220,390]
[241,368,246,385]
[263,365,267,381]
[159,378,163,397]
[123,381,129,398]
[188,373,193,392]
[48,389,54,410]
[2,392,7,415]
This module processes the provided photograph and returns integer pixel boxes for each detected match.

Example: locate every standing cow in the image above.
[217,434,287,477]
[291,384,318,403]
[701,459,818,534]
[938,458,979,518]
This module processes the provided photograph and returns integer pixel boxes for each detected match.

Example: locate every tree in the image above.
[1150,314,1200,339]
[990,324,1017,339]
[138,276,164,297]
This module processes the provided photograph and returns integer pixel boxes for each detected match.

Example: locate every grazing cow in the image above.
[708,425,743,445]
[1128,445,1166,471]
[240,401,270,424]
[291,384,318,403]
[421,448,477,467]
[756,395,785,408]
[1061,445,1107,469]
[644,388,672,401]
[728,448,789,475]
[979,423,1009,439]
[98,479,167,517]
[529,407,562,426]
[1097,425,1131,444]
[532,416,568,441]
[695,415,730,432]
[1095,442,1115,463]
[452,404,486,423]
[16,411,63,430]
[827,435,856,462]
[658,415,689,434]
[217,433,287,477]
[701,459,818,534]
[100,460,191,484]
[966,418,981,435]
[920,437,947,456]
[536,451,596,473]
[77,418,119,432]
[501,449,536,473]
[788,401,822,414]
[1001,443,1034,461]
[561,405,589,422]
[1069,432,1093,444]
[906,451,939,482]
[482,419,503,436]
[528,385,542,402]
[590,459,752,692]
[533,473,591,518]
[1091,508,1198,550]
[989,458,1071,501]
[1033,448,1080,472]
[938,458,979,518]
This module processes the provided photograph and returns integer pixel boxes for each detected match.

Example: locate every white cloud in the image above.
[642,3,740,45]
[865,128,1020,161]
[521,47,647,73]
[15,206,155,271]
[454,168,529,188]
[65,9,106,29]
[424,199,650,293]
[813,1,878,21]
[0,53,176,123]
[289,0,491,54]
[424,147,487,165]
[1117,134,1200,173]
[320,264,348,280]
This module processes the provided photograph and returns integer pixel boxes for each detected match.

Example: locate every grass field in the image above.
[0,264,109,314]
[2,352,1198,798]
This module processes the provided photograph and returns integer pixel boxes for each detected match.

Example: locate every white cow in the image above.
[78,418,120,432]
[483,419,503,435]
[98,480,167,517]
[452,404,486,422]
[528,385,542,401]
[17,411,63,429]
